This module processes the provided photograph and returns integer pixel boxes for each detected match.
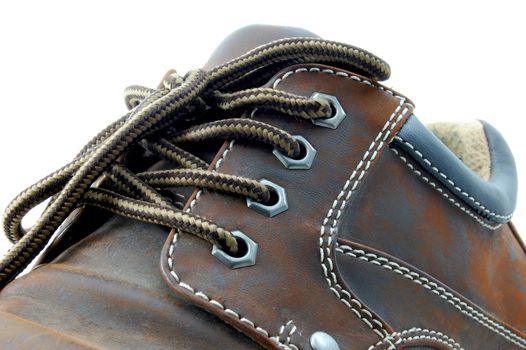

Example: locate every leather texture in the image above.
[337,237,525,349]
[339,141,526,341]
[160,64,413,349]
[0,217,261,350]
[394,115,517,223]
[0,25,525,350]
[203,24,320,70]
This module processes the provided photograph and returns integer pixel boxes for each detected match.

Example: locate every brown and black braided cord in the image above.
[1,37,390,287]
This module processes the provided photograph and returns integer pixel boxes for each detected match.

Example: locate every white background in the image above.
[0,0,524,255]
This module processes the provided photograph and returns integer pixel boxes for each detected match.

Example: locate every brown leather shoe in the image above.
[0,25,524,350]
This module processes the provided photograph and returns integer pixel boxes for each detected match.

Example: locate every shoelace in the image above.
[0,37,390,287]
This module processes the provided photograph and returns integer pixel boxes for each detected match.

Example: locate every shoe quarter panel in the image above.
[338,143,526,334]
[161,65,412,349]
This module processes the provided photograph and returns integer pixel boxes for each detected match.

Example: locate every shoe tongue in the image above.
[203,25,320,69]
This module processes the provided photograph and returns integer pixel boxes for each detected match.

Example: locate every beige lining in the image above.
[427,121,491,180]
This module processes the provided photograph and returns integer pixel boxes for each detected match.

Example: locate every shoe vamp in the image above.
[0,216,260,349]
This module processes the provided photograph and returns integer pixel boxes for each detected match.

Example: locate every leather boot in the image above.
[0,25,525,350]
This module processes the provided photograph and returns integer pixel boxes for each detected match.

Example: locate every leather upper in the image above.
[0,25,524,350]
[394,115,517,223]
[203,25,320,69]
[160,64,413,349]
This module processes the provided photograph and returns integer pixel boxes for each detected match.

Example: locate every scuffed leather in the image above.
[161,64,413,349]
[0,217,261,349]
[0,24,524,350]
[339,144,526,336]
[336,238,524,349]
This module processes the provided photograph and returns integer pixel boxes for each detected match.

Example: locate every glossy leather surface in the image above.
[339,143,526,335]
[161,64,413,349]
[394,115,517,223]
[0,217,261,349]
[337,237,524,349]
[0,25,524,350]
[203,24,320,70]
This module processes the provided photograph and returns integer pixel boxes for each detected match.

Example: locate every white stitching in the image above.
[167,140,298,350]
[404,328,464,350]
[272,68,413,109]
[169,236,289,346]
[369,328,463,350]
[338,244,526,348]
[369,328,464,350]
[275,320,299,350]
[318,88,410,337]
[167,140,294,349]
[391,148,501,230]
[167,66,409,347]
[393,136,513,221]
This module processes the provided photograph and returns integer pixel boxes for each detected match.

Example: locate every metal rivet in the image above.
[310,331,340,350]
[211,230,257,269]
[246,179,288,217]
[311,92,347,129]
[273,135,317,170]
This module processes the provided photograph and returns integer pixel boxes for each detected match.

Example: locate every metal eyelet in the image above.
[246,179,288,217]
[273,135,316,170]
[212,230,258,269]
[310,331,340,350]
[310,92,347,129]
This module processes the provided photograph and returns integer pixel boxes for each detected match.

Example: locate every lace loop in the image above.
[211,88,332,119]
[171,118,301,158]
[1,38,389,286]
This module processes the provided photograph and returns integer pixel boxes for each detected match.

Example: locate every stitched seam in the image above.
[167,140,296,349]
[169,141,290,347]
[320,99,409,338]
[168,67,408,346]
[275,320,299,350]
[318,90,410,337]
[391,148,501,230]
[168,233,293,349]
[369,328,464,350]
[272,67,409,103]
[393,136,513,220]
[338,244,526,348]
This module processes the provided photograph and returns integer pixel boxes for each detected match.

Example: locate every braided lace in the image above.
[1,37,390,286]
